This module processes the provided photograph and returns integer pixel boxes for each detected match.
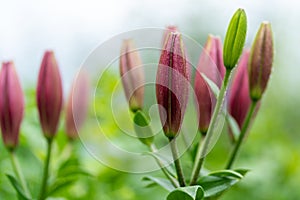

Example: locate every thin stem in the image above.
[9,150,31,197]
[190,133,205,172]
[150,144,179,188]
[226,100,257,169]
[170,138,186,187]
[38,138,53,200]
[190,69,232,185]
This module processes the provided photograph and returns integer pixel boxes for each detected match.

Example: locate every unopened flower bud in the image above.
[194,35,225,134]
[120,39,144,112]
[65,71,90,140]
[229,50,251,129]
[223,8,247,69]
[156,32,190,139]
[37,51,63,139]
[0,62,24,150]
[248,22,274,101]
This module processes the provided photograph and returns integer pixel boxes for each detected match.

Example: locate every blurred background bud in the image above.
[249,22,274,101]
[65,71,90,140]
[156,32,190,139]
[120,39,144,112]
[37,51,63,139]
[223,8,247,69]
[0,62,24,150]
[194,35,225,134]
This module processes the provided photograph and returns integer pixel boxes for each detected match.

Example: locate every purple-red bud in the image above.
[0,62,24,150]
[248,22,274,101]
[194,35,225,134]
[37,51,63,139]
[229,50,251,129]
[120,39,144,112]
[156,32,190,139]
[65,71,90,140]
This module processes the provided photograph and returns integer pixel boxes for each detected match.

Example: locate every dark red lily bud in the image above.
[65,71,90,140]
[0,62,24,150]
[156,32,190,139]
[248,22,274,101]
[37,51,63,139]
[194,35,225,134]
[229,50,251,129]
[120,39,144,112]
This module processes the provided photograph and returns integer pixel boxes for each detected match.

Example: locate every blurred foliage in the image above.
[0,67,300,200]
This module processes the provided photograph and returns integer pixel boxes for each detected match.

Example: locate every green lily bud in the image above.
[223,8,247,69]
[248,22,274,101]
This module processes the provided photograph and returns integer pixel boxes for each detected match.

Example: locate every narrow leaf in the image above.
[198,169,246,198]
[6,174,30,200]
[143,151,176,177]
[226,114,241,143]
[47,177,77,196]
[201,73,220,98]
[143,176,175,191]
[208,170,243,179]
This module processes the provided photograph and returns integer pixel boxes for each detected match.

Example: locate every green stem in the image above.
[38,138,53,200]
[170,138,186,187]
[150,144,179,188]
[190,69,232,185]
[9,150,31,197]
[226,100,257,169]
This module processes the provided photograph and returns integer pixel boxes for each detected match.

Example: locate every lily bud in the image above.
[156,32,190,139]
[65,71,90,140]
[229,50,251,129]
[0,62,24,150]
[248,22,274,101]
[194,35,225,134]
[120,39,144,112]
[223,8,247,69]
[37,51,63,139]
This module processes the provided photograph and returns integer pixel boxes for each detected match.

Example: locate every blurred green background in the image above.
[0,0,299,199]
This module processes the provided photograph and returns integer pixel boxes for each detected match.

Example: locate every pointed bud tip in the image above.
[223,8,248,70]
[44,50,54,57]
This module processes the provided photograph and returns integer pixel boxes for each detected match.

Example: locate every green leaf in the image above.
[143,176,175,191]
[208,170,243,179]
[47,177,77,196]
[143,151,176,178]
[223,8,247,69]
[226,114,240,143]
[201,73,220,98]
[48,155,92,196]
[57,156,91,178]
[234,168,250,176]
[198,169,248,198]
[6,174,30,200]
[58,166,92,178]
[167,186,204,200]
[133,110,154,147]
